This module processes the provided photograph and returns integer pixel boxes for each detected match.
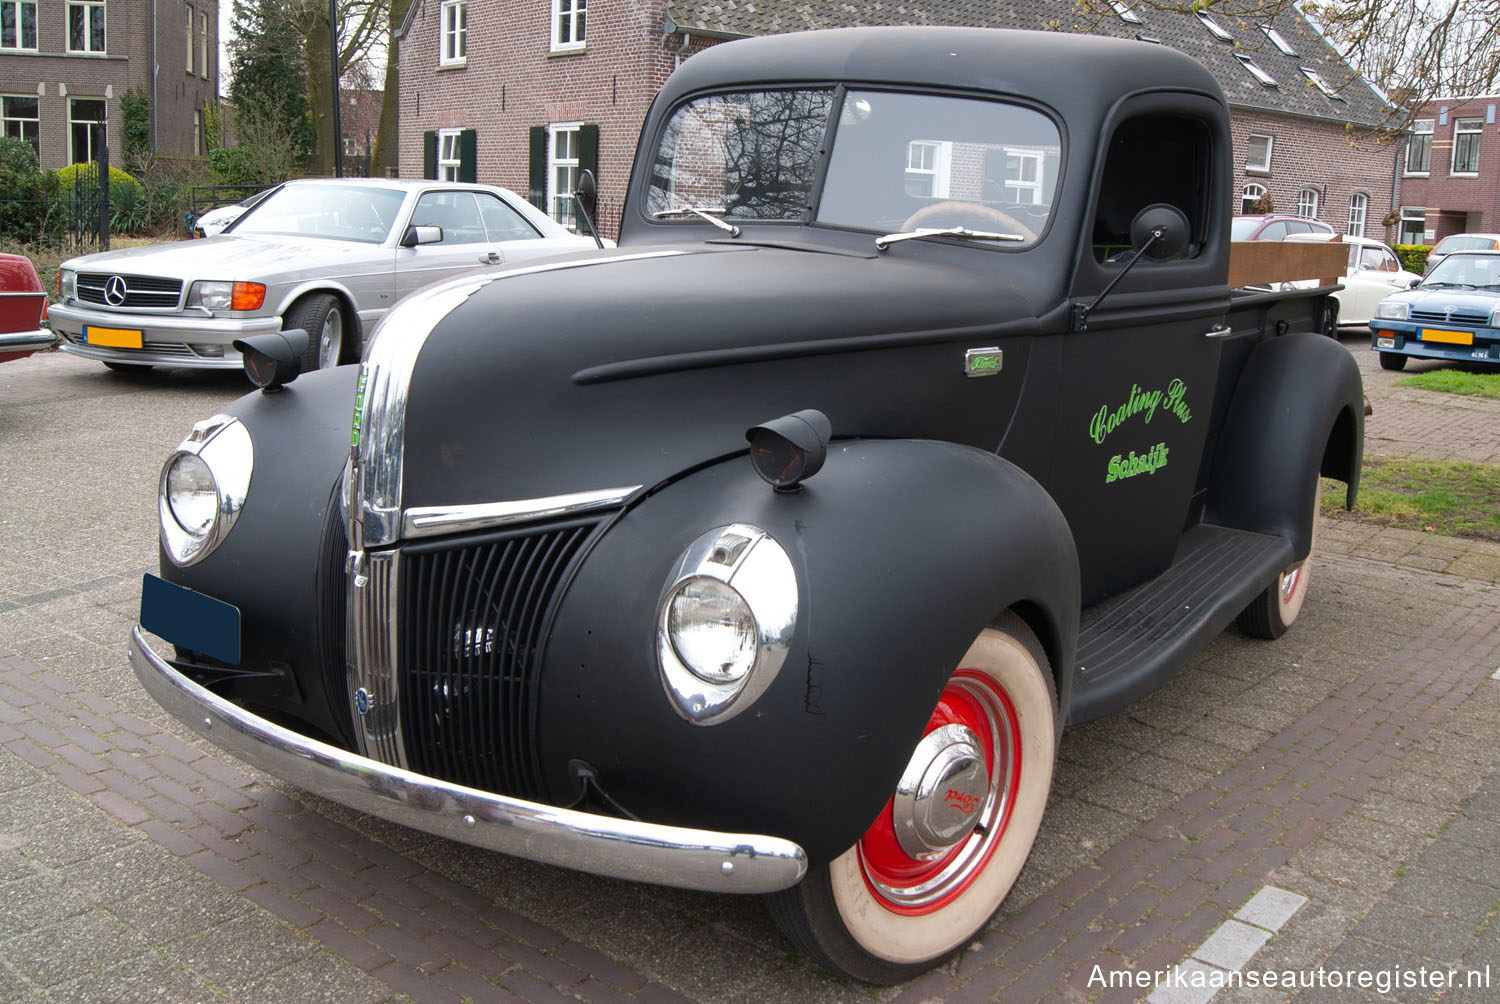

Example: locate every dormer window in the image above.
[1109,1,1143,25]
[1261,24,1296,55]
[1196,11,1234,42]
[1300,66,1346,101]
[1236,54,1278,88]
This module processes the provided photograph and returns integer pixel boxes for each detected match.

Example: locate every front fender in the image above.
[537,438,1079,864]
[1205,331,1363,558]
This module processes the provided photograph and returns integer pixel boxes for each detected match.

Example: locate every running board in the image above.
[1066,524,1293,725]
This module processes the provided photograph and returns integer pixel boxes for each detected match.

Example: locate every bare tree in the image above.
[287,0,389,175]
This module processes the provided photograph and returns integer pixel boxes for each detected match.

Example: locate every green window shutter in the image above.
[528,126,546,212]
[423,130,437,180]
[459,128,477,183]
[579,123,599,180]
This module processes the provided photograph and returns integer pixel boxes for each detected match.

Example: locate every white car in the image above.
[51,178,602,372]
[1284,233,1420,330]
[191,187,275,238]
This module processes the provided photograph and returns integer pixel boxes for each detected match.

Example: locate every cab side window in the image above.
[1092,113,1210,262]
[477,194,542,241]
[411,191,487,245]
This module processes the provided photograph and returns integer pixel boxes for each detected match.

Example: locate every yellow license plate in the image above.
[85,326,144,348]
[1421,328,1474,345]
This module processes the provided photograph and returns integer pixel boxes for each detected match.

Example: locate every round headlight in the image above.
[165,453,219,535]
[666,576,758,683]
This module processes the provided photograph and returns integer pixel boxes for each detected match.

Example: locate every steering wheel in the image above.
[899,201,1035,242]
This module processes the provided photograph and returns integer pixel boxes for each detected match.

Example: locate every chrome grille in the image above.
[1411,308,1490,325]
[347,550,405,767]
[77,273,182,308]
[398,516,603,798]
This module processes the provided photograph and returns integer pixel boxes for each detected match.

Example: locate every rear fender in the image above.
[1205,331,1363,558]
[538,438,1080,863]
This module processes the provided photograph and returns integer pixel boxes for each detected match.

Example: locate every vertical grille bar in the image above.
[398,516,603,798]
[347,549,406,767]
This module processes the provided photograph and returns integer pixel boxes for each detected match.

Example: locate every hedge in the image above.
[1394,244,1432,274]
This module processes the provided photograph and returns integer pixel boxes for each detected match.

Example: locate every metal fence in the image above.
[0,154,110,255]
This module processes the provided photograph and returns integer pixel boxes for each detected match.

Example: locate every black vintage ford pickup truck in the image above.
[131,26,1362,983]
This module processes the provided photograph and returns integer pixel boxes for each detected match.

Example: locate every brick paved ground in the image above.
[2,343,1498,1003]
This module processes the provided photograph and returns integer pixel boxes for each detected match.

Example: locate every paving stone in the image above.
[1235,885,1308,931]
[1192,919,1272,972]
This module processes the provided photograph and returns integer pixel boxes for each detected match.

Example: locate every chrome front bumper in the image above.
[128,626,808,894]
[50,301,282,369]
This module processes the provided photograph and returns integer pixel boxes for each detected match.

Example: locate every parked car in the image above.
[1283,233,1421,329]
[1423,232,1500,274]
[0,253,54,363]
[1231,213,1336,241]
[130,27,1362,984]
[49,178,600,373]
[1370,249,1500,370]
[191,186,277,238]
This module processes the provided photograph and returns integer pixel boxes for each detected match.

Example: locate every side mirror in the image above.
[401,224,443,248]
[233,329,309,392]
[572,169,604,249]
[1129,204,1191,261]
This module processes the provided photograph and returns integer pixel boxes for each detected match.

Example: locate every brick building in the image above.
[0,0,218,171]
[1393,95,1500,246]
[396,0,1397,240]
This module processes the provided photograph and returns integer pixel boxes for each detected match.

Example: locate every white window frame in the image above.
[440,0,466,66]
[1,94,39,154]
[1452,117,1482,175]
[1261,24,1296,55]
[904,140,952,199]
[1405,118,1433,176]
[67,0,105,54]
[200,11,208,79]
[0,0,37,51]
[1241,183,1267,216]
[436,128,463,181]
[548,121,580,227]
[1196,11,1233,42]
[1297,188,1320,220]
[1236,54,1278,89]
[185,5,193,71]
[550,0,585,53]
[193,109,201,155]
[1109,0,1142,25]
[1300,66,1345,102]
[1246,134,1273,173]
[1004,148,1044,204]
[1398,206,1426,245]
[69,97,105,164]
[1347,192,1367,237]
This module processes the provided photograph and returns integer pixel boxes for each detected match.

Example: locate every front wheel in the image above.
[284,293,348,371]
[1378,351,1407,371]
[1320,300,1339,338]
[765,614,1057,984]
[1238,501,1317,639]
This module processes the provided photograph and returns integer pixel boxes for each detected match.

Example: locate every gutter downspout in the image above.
[661,14,752,68]
[151,0,158,150]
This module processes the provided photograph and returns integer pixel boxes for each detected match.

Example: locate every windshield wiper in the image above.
[652,206,741,237]
[1422,281,1477,289]
[875,226,1027,251]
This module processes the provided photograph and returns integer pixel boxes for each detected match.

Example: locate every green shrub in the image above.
[1394,244,1431,274]
[0,137,57,243]
[52,163,146,234]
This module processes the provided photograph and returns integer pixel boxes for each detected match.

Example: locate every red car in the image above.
[0,253,53,363]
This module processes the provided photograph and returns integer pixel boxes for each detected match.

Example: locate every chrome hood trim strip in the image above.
[130,626,807,894]
[403,485,641,540]
[351,250,695,550]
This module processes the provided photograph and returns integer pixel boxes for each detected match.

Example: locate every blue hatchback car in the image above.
[1371,250,1500,370]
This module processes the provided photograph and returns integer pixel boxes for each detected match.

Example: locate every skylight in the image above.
[1236,53,1279,88]
[1110,0,1143,24]
[1300,66,1346,101]
[1261,24,1296,55]
[1196,11,1234,42]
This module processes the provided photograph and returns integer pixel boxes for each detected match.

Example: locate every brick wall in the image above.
[0,0,216,171]
[1230,108,1400,242]
[1396,95,1500,243]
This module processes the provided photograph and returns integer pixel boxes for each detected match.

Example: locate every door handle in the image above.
[1205,324,1234,339]
[479,251,504,264]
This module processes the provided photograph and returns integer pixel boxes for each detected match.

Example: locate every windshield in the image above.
[1230,219,1258,241]
[1435,235,1499,254]
[1422,253,1500,288]
[230,183,408,243]
[645,88,1060,246]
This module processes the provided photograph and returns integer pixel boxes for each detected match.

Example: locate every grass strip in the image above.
[1321,457,1500,542]
[1397,369,1500,399]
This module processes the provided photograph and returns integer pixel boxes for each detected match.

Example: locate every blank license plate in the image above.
[85,326,144,348]
[1421,328,1474,345]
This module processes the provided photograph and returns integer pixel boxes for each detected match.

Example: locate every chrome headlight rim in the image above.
[657,523,797,726]
[158,414,253,567]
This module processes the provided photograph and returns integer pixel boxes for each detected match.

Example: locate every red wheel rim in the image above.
[856,668,1022,915]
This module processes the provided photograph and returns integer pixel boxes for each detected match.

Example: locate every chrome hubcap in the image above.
[892,724,987,859]
[319,310,343,369]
